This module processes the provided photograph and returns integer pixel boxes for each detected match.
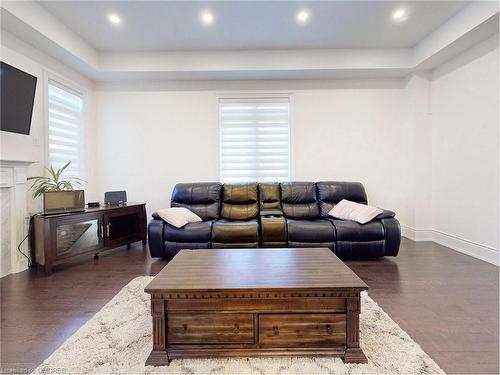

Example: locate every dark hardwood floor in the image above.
[1,239,498,374]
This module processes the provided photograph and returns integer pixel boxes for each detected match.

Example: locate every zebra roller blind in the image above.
[47,80,84,179]
[219,97,291,183]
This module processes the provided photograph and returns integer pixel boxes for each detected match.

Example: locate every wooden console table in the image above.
[32,203,146,275]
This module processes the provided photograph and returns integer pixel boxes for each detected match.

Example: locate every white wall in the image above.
[0,31,98,211]
[0,31,97,276]
[2,25,498,268]
[95,34,499,266]
[429,34,499,262]
[96,90,219,213]
[401,73,433,231]
[95,82,412,223]
[292,88,407,214]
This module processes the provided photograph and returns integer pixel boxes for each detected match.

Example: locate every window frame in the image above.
[217,93,294,183]
[43,71,88,183]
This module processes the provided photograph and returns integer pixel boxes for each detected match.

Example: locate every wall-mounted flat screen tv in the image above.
[0,61,37,135]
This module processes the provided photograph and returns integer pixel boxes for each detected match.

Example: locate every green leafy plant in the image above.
[27,162,84,199]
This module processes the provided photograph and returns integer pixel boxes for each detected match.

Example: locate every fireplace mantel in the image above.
[0,159,38,167]
[1,159,38,277]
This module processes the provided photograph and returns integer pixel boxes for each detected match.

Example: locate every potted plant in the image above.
[28,161,84,199]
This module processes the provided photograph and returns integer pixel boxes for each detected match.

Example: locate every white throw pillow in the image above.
[156,207,202,228]
[328,199,383,225]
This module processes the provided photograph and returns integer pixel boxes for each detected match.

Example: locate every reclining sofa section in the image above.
[148,181,401,260]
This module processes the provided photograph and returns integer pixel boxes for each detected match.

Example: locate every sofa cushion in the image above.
[328,199,382,224]
[221,183,259,220]
[156,207,202,228]
[260,215,287,245]
[280,182,319,219]
[260,208,283,217]
[329,219,384,241]
[317,181,368,217]
[212,219,259,243]
[163,220,213,243]
[286,218,335,243]
[171,182,222,220]
[259,183,281,210]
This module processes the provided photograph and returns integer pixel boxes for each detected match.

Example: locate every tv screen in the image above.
[0,61,37,135]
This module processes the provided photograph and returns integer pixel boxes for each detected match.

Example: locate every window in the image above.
[219,97,291,183]
[47,80,84,179]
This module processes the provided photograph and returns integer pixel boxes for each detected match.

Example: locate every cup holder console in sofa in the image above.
[148,181,401,260]
[259,183,287,247]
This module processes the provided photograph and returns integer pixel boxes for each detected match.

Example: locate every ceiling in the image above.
[38,1,470,52]
[3,1,497,81]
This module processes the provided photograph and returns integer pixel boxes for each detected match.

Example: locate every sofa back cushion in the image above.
[280,182,319,219]
[221,183,259,220]
[259,183,281,210]
[316,181,367,217]
[171,182,222,220]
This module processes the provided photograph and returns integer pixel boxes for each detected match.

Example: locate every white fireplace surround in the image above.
[0,159,37,277]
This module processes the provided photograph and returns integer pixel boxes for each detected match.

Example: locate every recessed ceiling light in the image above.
[392,8,408,22]
[296,10,310,24]
[108,13,121,25]
[200,11,214,26]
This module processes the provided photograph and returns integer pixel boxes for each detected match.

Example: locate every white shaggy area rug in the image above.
[34,277,445,375]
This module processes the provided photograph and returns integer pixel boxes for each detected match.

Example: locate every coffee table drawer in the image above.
[168,313,254,344]
[258,313,346,347]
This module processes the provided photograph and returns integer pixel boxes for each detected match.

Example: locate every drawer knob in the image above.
[326,325,333,334]
[273,326,279,336]
[233,324,240,334]
[182,324,188,334]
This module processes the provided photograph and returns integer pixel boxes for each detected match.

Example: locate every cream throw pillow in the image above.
[156,207,202,228]
[328,199,383,224]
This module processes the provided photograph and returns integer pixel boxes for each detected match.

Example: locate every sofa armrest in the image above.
[380,218,401,256]
[376,209,396,220]
[151,212,163,220]
[148,219,165,257]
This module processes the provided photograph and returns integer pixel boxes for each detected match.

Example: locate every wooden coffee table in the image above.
[145,248,368,365]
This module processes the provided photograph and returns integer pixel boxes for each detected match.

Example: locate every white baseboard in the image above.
[402,225,499,266]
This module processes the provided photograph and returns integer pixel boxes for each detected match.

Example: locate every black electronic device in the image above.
[1,61,37,135]
[104,190,127,205]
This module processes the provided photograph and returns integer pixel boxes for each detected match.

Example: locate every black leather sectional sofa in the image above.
[148,181,401,259]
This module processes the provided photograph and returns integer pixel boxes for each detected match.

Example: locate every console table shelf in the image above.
[32,203,146,275]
